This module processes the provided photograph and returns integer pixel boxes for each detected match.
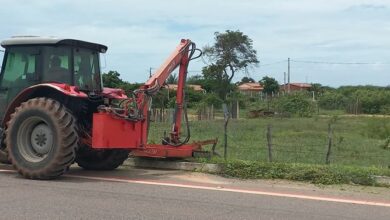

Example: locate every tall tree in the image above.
[102,70,124,88]
[202,30,259,99]
[102,70,141,93]
[202,65,230,99]
[260,76,279,95]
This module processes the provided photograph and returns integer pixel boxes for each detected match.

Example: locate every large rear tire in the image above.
[6,98,78,179]
[76,148,129,170]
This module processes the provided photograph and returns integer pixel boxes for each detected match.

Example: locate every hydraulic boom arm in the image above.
[137,39,195,144]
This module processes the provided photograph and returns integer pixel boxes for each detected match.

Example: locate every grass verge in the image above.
[150,116,390,167]
[202,159,390,187]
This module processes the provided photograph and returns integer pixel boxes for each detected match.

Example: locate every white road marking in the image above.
[65,174,390,208]
[1,169,389,208]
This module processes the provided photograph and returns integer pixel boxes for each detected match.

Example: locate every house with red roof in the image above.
[280,83,312,92]
[238,82,264,97]
[165,84,205,93]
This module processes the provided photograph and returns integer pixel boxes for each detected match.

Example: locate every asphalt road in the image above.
[0,165,389,220]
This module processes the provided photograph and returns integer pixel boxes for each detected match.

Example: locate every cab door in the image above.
[0,47,40,124]
[0,50,9,123]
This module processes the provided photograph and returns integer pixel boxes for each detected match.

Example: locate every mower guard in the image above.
[92,112,218,158]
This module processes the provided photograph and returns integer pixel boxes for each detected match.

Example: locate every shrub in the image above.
[364,119,390,139]
[318,91,348,110]
[274,92,315,117]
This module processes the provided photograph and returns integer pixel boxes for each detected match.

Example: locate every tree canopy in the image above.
[240,77,255,84]
[259,76,279,95]
[202,30,259,100]
[102,71,124,88]
[102,71,141,93]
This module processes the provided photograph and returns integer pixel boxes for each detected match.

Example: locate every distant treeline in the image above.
[318,86,390,114]
[103,71,390,115]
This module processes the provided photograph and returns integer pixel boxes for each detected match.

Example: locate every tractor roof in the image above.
[1,36,108,53]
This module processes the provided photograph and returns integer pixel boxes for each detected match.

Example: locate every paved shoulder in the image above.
[0,165,389,220]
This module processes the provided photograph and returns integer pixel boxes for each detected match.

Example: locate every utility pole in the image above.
[287,58,291,93]
[149,67,153,78]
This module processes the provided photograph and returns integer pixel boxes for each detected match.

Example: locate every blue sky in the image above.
[1,0,390,87]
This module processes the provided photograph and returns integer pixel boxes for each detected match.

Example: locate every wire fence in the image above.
[148,114,390,168]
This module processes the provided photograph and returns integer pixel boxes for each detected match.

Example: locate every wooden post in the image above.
[224,120,228,160]
[267,124,273,162]
[211,104,214,120]
[236,101,240,119]
[325,123,333,164]
[356,97,360,115]
[222,104,230,160]
[231,100,239,119]
[171,108,175,123]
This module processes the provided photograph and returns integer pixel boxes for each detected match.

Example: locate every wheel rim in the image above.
[17,117,54,162]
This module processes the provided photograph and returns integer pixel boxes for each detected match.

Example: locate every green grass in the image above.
[148,116,390,168]
[212,159,390,186]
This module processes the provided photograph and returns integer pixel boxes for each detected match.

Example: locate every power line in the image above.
[291,59,390,65]
[259,60,287,67]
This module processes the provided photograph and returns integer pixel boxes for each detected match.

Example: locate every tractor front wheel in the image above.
[6,98,78,179]
[76,148,129,170]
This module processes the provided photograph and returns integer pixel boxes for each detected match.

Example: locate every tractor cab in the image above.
[0,36,107,120]
[0,36,107,93]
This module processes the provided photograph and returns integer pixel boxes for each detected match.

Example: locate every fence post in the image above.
[231,101,239,119]
[222,104,230,160]
[211,104,214,120]
[267,124,273,162]
[325,123,333,164]
[169,108,174,123]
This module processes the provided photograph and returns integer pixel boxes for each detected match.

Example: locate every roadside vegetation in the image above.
[215,159,390,186]
[102,29,389,185]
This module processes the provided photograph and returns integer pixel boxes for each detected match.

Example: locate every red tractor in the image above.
[0,36,214,179]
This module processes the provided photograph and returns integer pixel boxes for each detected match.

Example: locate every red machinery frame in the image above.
[92,39,216,158]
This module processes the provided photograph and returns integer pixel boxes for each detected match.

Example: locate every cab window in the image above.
[42,46,71,84]
[1,47,38,88]
[74,48,101,91]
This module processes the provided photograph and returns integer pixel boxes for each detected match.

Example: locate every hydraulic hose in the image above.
[161,42,200,147]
